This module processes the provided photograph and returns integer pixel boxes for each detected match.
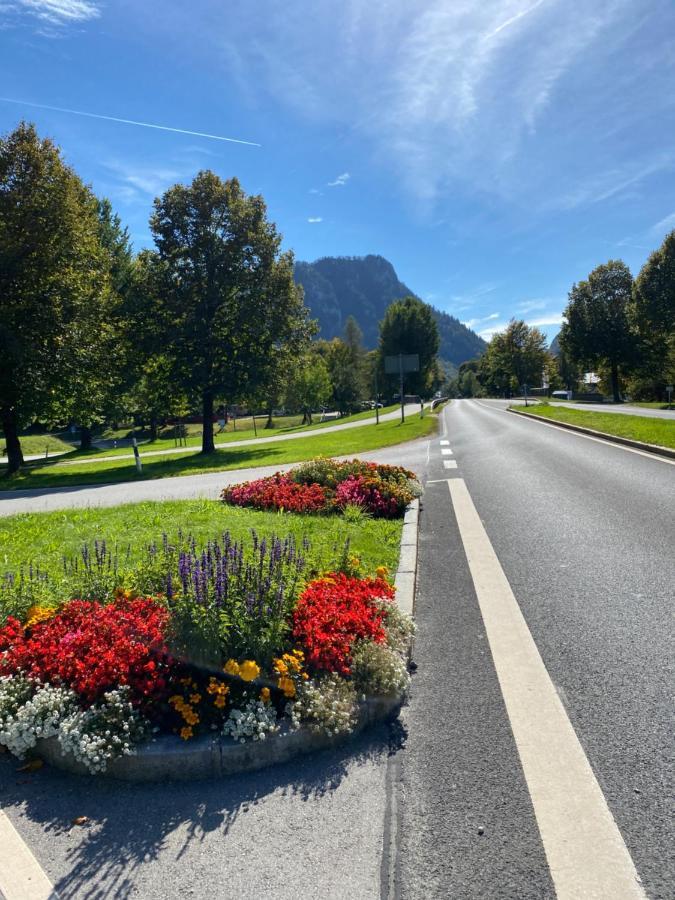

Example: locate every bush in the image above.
[351,641,410,697]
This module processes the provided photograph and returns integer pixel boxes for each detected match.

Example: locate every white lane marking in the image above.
[443,460,457,469]
[441,448,453,456]
[0,809,58,899]
[474,400,675,466]
[440,439,449,446]
[447,478,646,900]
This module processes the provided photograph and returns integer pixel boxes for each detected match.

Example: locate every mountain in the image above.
[294,255,486,365]
[549,333,561,356]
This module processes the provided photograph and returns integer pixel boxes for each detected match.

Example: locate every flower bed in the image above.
[0,458,420,776]
[220,457,422,518]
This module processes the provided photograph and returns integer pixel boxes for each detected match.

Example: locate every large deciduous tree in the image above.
[559,260,636,403]
[149,172,311,454]
[378,296,440,396]
[0,122,112,473]
[478,320,547,396]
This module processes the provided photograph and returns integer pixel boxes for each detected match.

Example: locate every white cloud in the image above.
[327,172,350,187]
[462,312,499,328]
[516,299,547,313]
[17,0,100,23]
[309,188,322,194]
[477,312,563,340]
[650,211,675,236]
[307,216,323,223]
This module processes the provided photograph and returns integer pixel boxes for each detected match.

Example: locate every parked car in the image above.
[552,390,572,400]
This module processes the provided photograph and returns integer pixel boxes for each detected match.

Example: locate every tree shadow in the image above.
[0,720,406,899]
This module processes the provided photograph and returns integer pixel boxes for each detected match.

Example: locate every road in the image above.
[0,399,672,898]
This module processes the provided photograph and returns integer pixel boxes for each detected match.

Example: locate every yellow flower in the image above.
[277,676,296,698]
[238,660,261,682]
[348,556,361,569]
[292,649,304,660]
[376,565,389,578]
[24,605,56,629]
[214,694,227,709]
[223,659,240,677]
[260,687,271,703]
[168,695,183,706]
[273,658,288,676]
[180,726,194,740]
[189,693,202,705]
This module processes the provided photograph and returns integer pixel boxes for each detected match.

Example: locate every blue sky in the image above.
[1,0,674,344]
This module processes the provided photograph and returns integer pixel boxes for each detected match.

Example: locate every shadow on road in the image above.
[0,720,406,899]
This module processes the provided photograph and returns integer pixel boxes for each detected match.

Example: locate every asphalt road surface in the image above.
[548,401,675,419]
[0,399,672,899]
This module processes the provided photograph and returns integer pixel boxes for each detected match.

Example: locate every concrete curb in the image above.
[32,500,422,782]
[394,498,419,617]
[508,408,675,460]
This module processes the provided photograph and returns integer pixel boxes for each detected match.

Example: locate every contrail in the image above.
[0,98,262,147]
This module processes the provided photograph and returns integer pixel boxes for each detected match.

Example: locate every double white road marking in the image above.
[447,477,646,899]
[0,810,57,899]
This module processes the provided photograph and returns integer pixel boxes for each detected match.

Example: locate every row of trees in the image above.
[447,235,674,401]
[1,122,442,474]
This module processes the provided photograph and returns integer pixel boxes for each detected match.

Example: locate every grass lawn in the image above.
[0,499,403,579]
[626,401,674,411]
[1,433,74,458]
[0,411,437,491]
[512,403,675,449]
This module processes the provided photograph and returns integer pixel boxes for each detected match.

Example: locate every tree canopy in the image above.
[148,172,312,452]
[378,296,440,396]
[0,122,112,472]
[559,260,636,402]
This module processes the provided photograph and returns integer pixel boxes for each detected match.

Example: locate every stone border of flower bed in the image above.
[32,499,421,782]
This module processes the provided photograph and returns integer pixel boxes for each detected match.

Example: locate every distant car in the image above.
[552,390,572,400]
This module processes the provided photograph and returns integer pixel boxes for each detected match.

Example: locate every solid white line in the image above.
[447,478,646,900]
[474,400,675,466]
[443,460,457,469]
[441,448,453,456]
[0,810,57,899]
[440,439,449,446]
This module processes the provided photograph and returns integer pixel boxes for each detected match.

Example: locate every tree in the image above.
[72,197,134,450]
[629,231,675,399]
[318,338,362,415]
[378,296,440,396]
[478,321,547,396]
[149,172,311,453]
[559,260,636,403]
[0,122,111,473]
[285,353,332,423]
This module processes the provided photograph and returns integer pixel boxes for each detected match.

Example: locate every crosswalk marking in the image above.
[443,460,457,469]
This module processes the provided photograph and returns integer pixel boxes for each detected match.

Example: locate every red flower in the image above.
[221,475,328,513]
[292,574,395,676]
[0,597,175,709]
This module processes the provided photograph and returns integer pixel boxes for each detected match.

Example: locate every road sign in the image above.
[384,354,419,375]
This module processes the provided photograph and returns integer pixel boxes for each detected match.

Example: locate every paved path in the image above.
[1,400,672,897]
[33,404,423,467]
[550,400,675,419]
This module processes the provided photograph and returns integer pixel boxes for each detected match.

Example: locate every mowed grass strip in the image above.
[0,499,403,581]
[512,404,675,449]
[0,413,437,491]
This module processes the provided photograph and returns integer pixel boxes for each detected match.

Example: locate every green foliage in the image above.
[0,122,113,471]
[317,338,363,414]
[284,352,333,423]
[559,260,636,402]
[149,172,312,453]
[378,296,441,396]
[478,320,548,396]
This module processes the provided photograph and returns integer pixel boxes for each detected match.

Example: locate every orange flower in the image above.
[260,687,271,703]
[277,676,296,698]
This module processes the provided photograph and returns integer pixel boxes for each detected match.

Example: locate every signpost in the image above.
[667,384,673,410]
[131,437,142,474]
[384,354,420,423]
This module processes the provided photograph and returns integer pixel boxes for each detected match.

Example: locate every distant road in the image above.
[550,400,675,419]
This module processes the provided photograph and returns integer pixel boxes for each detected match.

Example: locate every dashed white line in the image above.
[443,460,457,469]
[447,477,646,900]
[441,448,453,456]
[0,809,57,899]
[440,439,449,446]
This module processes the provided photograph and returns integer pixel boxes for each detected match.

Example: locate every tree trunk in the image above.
[80,425,93,452]
[149,416,158,442]
[202,392,215,453]
[610,362,621,403]
[1,407,24,474]
[265,407,274,429]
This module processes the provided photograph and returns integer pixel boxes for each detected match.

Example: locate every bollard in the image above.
[131,437,142,473]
